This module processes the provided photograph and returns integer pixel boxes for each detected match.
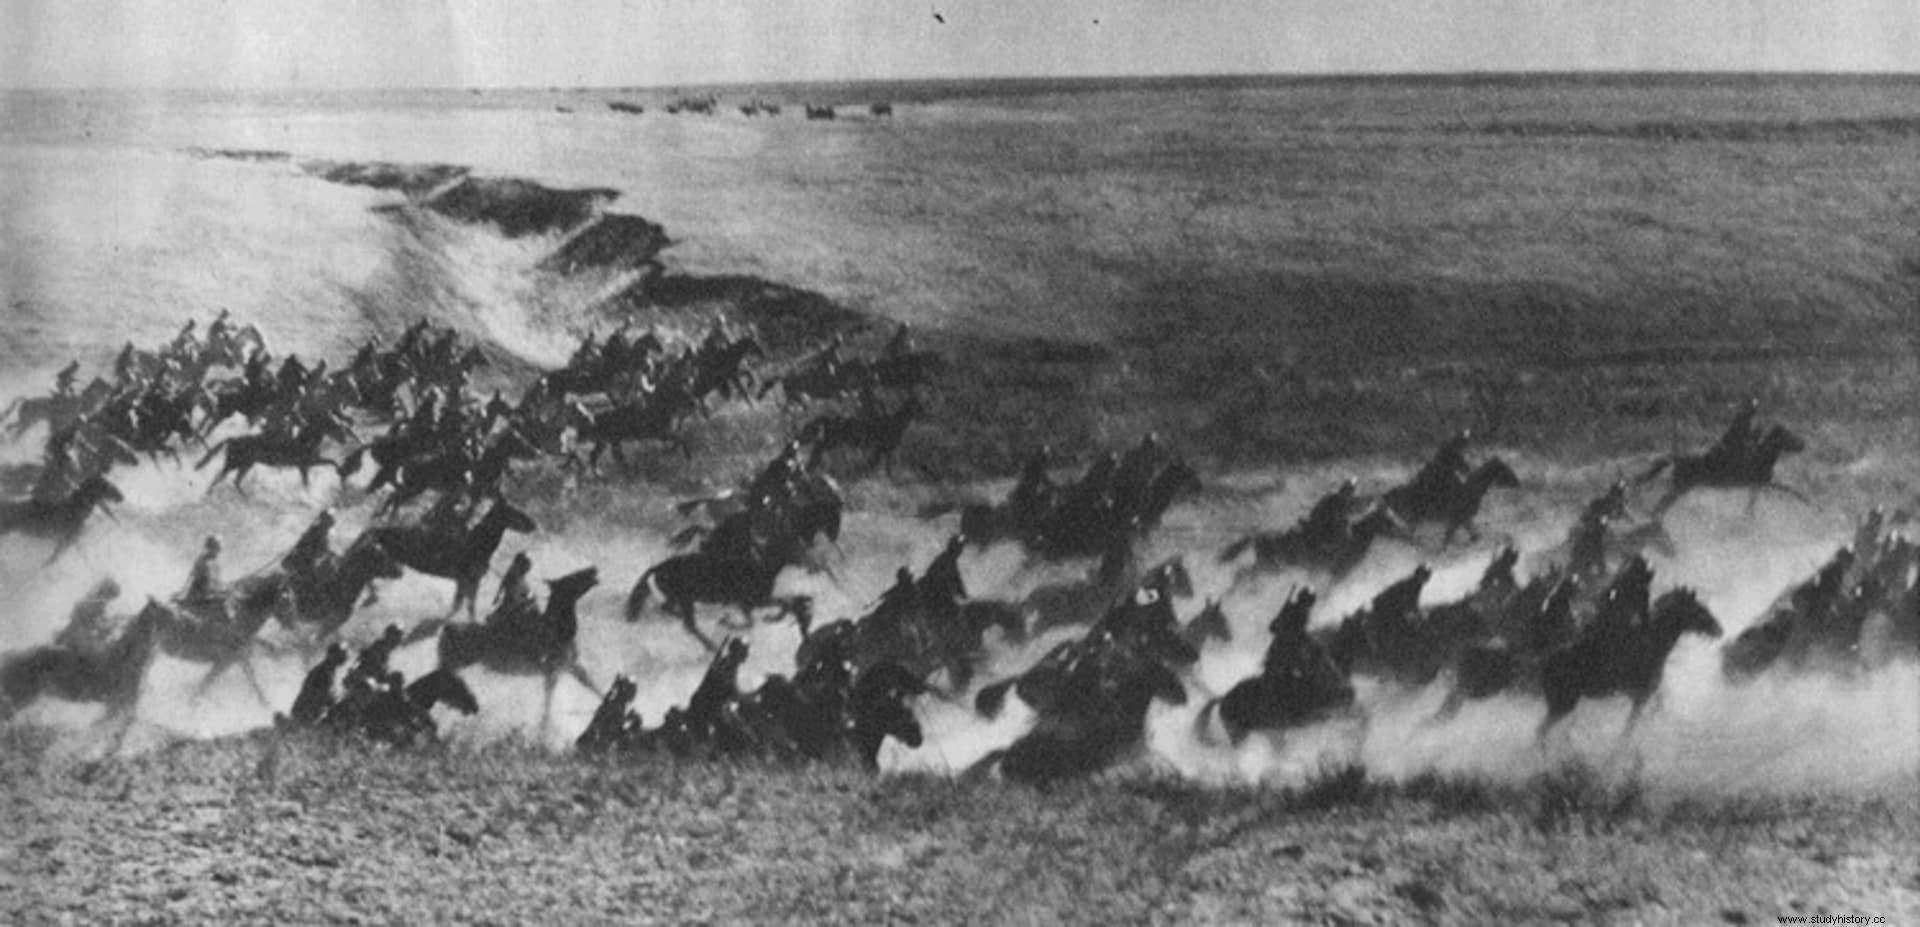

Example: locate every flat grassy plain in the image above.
[4,729,1915,924]
[7,77,1920,924]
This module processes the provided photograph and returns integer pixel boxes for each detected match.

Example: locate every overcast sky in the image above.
[5,0,1918,89]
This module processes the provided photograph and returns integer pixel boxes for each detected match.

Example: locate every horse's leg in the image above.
[238,654,272,709]
[540,669,559,740]
[567,662,598,697]
[192,659,234,701]
[1760,483,1813,506]
[677,602,717,652]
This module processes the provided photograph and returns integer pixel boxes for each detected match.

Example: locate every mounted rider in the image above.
[1008,446,1055,527]
[52,360,81,398]
[1301,479,1361,544]
[884,322,915,360]
[1705,399,1761,470]
[288,642,349,726]
[54,577,122,654]
[343,624,406,692]
[179,535,230,625]
[493,551,535,613]
[1408,430,1473,501]
[282,510,336,578]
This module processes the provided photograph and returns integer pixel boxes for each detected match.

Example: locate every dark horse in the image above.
[1637,425,1808,518]
[436,567,601,733]
[1195,588,1360,746]
[197,417,353,492]
[0,599,170,753]
[278,536,405,640]
[626,552,809,651]
[363,500,537,618]
[799,395,923,472]
[1383,458,1521,543]
[1536,588,1722,744]
[0,475,123,563]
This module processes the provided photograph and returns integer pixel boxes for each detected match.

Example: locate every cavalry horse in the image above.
[1537,588,1722,745]
[0,475,124,563]
[1638,425,1808,518]
[1382,458,1521,543]
[626,550,809,651]
[278,536,405,641]
[435,566,601,735]
[197,416,355,492]
[363,499,537,618]
[0,599,171,753]
[1195,588,1361,746]
[799,395,923,473]
[969,618,1196,785]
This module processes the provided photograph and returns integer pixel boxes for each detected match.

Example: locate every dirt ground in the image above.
[3,729,1915,924]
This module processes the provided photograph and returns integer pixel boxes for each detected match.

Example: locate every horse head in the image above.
[482,500,538,536]
[1472,458,1521,493]
[545,567,600,608]
[407,667,480,715]
[1270,586,1319,637]
[77,475,125,508]
[1651,588,1723,641]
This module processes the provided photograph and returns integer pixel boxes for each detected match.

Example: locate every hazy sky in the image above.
[5,0,1918,89]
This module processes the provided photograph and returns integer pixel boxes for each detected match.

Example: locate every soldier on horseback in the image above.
[343,624,405,692]
[282,510,336,578]
[54,578,122,654]
[1409,430,1473,500]
[1302,479,1361,544]
[179,536,230,625]
[493,552,534,613]
[1705,399,1761,470]
[52,361,80,398]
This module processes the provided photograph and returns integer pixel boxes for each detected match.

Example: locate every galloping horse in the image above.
[626,551,808,651]
[1638,425,1808,517]
[279,536,405,640]
[363,500,537,617]
[0,600,171,752]
[197,416,354,492]
[435,567,600,734]
[1383,458,1520,543]
[799,395,923,472]
[0,475,123,563]
[1536,588,1722,744]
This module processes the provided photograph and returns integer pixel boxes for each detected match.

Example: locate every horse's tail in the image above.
[1635,457,1672,485]
[1219,535,1253,563]
[194,439,230,471]
[624,568,657,622]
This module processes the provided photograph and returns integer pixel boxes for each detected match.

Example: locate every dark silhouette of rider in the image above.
[884,323,914,359]
[282,510,335,576]
[1302,479,1360,543]
[289,643,349,726]
[1707,399,1761,467]
[53,361,80,397]
[55,578,121,654]
[748,441,803,503]
[1009,446,1054,526]
[494,552,535,612]
[181,536,228,623]
[876,567,921,623]
[1111,433,1163,509]
[1410,431,1472,499]
[344,624,406,693]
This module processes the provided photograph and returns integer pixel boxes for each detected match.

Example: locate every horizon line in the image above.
[9,67,1920,94]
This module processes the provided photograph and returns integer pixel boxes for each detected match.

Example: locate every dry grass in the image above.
[4,728,1914,923]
